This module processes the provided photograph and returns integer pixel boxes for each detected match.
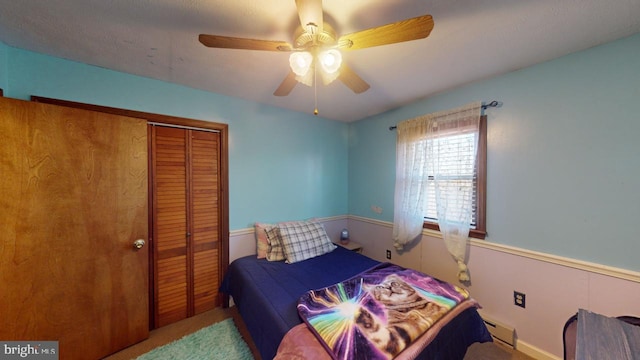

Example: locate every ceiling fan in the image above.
[199,0,434,97]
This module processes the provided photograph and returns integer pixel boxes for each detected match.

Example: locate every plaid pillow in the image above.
[259,218,319,260]
[278,221,336,263]
[265,227,286,261]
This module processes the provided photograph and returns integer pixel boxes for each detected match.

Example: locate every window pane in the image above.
[424,132,478,228]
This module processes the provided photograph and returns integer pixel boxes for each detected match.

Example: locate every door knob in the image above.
[133,239,146,249]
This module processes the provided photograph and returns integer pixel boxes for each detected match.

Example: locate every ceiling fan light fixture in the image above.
[320,69,339,85]
[289,51,313,76]
[201,3,434,98]
[296,69,314,87]
[319,49,342,74]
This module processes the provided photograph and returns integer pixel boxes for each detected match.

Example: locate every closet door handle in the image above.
[133,239,146,249]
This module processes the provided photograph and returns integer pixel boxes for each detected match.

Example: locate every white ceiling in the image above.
[1,0,639,122]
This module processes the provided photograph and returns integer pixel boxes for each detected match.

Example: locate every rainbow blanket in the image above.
[297,263,469,360]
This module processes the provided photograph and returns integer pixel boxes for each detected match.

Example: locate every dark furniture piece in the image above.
[563,312,640,360]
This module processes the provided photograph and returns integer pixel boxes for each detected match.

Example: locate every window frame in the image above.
[422,115,487,239]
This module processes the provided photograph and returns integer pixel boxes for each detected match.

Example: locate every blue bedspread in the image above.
[220,247,491,360]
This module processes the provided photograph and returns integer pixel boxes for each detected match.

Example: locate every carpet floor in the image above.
[104,307,534,360]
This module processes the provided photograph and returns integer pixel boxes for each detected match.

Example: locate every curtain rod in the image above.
[388,100,500,131]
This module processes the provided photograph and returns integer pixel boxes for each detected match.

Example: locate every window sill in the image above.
[423,222,486,240]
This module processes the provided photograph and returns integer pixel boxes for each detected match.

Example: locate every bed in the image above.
[221,245,492,359]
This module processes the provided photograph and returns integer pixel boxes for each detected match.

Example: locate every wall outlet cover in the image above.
[514,291,526,308]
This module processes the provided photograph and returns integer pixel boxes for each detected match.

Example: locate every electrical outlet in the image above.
[514,291,526,308]
[386,250,392,260]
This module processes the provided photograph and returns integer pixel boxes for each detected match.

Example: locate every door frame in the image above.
[30,96,231,328]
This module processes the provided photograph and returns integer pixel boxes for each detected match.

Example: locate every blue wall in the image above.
[1,46,349,230]
[3,32,639,272]
[0,43,7,91]
[349,33,640,271]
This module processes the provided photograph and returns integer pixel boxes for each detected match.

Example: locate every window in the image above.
[422,115,486,239]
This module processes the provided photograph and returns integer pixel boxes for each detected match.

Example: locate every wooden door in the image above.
[151,126,189,327]
[0,97,149,359]
[190,130,221,314]
[151,126,221,328]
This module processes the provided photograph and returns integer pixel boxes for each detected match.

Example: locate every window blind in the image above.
[424,132,478,228]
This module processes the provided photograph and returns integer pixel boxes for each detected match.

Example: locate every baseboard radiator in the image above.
[479,312,515,348]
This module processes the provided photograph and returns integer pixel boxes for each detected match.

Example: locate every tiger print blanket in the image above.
[297,263,470,360]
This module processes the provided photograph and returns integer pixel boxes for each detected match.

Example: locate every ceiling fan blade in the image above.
[338,14,434,51]
[274,71,298,96]
[199,34,293,51]
[339,63,370,94]
[295,0,323,34]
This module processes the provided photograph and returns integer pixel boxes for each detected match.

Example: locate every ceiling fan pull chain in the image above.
[314,62,319,115]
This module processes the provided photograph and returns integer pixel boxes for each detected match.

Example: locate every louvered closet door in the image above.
[151,126,221,328]
[191,130,220,314]
[152,126,189,327]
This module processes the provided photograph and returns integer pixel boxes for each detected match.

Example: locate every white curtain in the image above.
[392,117,432,250]
[392,102,482,281]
